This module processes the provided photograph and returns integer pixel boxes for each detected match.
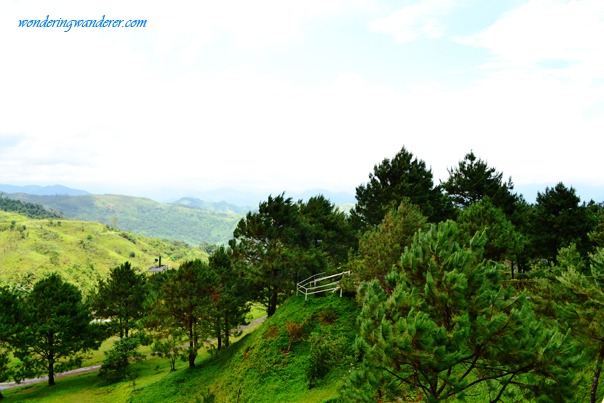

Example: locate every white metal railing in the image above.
[297,270,351,300]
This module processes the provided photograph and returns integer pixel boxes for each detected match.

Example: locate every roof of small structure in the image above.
[147,264,170,273]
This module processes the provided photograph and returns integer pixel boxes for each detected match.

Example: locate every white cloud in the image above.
[457,0,604,80]
[2,0,604,199]
[369,0,456,42]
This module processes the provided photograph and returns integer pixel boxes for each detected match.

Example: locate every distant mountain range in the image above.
[188,188,356,207]
[0,184,89,196]
[0,184,358,246]
[3,193,243,246]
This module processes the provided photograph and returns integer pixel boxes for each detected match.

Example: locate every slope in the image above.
[4,193,243,245]
[0,211,208,294]
[131,294,359,403]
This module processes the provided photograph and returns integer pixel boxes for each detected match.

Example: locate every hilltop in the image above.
[0,210,208,294]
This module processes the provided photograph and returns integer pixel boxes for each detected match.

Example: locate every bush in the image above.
[99,336,145,383]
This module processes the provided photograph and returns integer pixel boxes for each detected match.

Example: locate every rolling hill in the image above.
[0,210,208,294]
[3,193,244,246]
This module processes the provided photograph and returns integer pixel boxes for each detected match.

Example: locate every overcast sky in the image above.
[1,0,603,201]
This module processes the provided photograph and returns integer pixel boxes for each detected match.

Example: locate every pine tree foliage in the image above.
[92,261,147,339]
[349,198,426,289]
[442,151,518,214]
[456,198,525,275]
[230,194,306,317]
[351,146,452,229]
[208,246,250,350]
[557,247,604,403]
[151,260,218,368]
[530,182,594,261]
[0,287,23,397]
[14,273,103,386]
[345,221,583,402]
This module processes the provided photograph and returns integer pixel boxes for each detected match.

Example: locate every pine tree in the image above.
[0,287,23,398]
[442,151,518,214]
[351,146,452,229]
[92,261,147,338]
[557,247,604,403]
[14,274,104,386]
[208,246,250,349]
[349,198,426,289]
[230,194,307,317]
[151,260,217,367]
[345,221,583,402]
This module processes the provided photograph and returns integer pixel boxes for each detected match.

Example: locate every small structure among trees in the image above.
[148,256,170,273]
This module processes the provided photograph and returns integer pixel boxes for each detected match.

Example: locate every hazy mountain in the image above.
[193,187,356,207]
[3,193,242,246]
[173,197,252,215]
[0,184,89,196]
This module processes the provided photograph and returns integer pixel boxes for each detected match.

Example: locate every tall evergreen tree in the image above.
[14,274,103,386]
[93,261,147,338]
[299,195,357,269]
[350,146,452,229]
[442,151,519,215]
[530,182,594,261]
[345,222,583,402]
[208,246,250,349]
[349,198,426,289]
[230,194,307,317]
[456,198,525,277]
[152,260,217,367]
[557,247,604,403]
[0,287,23,398]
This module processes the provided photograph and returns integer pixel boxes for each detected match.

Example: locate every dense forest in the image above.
[0,194,63,220]
[2,146,604,402]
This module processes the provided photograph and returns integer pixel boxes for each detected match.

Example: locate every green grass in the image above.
[2,295,359,403]
[0,211,208,293]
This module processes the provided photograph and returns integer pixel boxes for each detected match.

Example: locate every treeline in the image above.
[0,193,63,219]
[2,146,604,401]
[0,254,249,394]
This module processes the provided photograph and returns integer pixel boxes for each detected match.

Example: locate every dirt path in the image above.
[0,315,267,391]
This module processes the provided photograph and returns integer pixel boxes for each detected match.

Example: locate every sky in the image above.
[1,0,604,203]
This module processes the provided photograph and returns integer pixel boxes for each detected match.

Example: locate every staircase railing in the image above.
[296,271,350,300]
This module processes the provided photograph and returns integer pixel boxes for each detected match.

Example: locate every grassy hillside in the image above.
[131,294,359,402]
[0,211,208,294]
[4,194,243,246]
[2,295,360,402]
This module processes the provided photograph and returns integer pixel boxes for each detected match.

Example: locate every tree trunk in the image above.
[224,314,230,347]
[590,341,604,403]
[268,288,278,317]
[188,319,196,368]
[48,357,55,386]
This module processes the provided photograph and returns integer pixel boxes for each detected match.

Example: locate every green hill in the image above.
[0,210,208,294]
[130,294,359,402]
[3,194,244,246]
